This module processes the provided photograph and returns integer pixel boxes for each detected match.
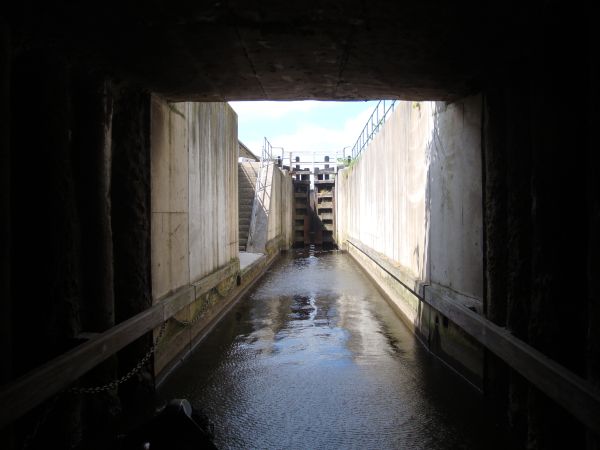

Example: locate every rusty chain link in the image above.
[68,278,233,394]
[68,321,167,394]
[170,305,206,327]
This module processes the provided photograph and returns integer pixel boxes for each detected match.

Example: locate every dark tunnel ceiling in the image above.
[11,1,535,101]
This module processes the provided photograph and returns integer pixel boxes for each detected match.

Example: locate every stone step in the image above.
[239,170,260,178]
[239,194,255,203]
[239,187,256,195]
[237,160,259,254]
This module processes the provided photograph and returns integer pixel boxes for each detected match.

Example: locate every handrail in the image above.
[350,100,397,159]
[247,137,276,248]
[346,238,600,435]
[0,261,238,428]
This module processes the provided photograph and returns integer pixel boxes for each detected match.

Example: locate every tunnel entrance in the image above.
[1,5,598,450]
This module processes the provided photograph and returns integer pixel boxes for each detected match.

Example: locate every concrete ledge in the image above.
[154,259,239,376]
[155,250,280,386]
[265,234,284,256]
[345,239,600,435]
[239,251,264,272]
[0,254,280,427]
[346,238,483,387]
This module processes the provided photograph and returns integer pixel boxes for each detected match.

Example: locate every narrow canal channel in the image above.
[158,249,512,449]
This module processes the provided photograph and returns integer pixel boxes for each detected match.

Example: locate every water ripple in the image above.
[159,251,511,449]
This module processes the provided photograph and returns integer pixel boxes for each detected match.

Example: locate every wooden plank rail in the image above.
[346,238,600,435]
[0,260,238,429]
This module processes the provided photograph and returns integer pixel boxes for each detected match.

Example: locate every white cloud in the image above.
[242,105,374,160]
[228,100,336,120]
[231,100,389,165]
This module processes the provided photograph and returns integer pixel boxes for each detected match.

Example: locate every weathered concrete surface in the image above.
[0,21,11,390]
[150,98,293,379]
[150,99,239,376]
[155,248,281,387]
[337,97,483,299]
[150,98,190,300]
[70,73,122,445]
[268,167,294,250]
[481,64,594,446]
[188,103,239,282]
[336,96,484,382]
[428,98,483,301]
[151,99,239,301]
[149,97,293,381]
[111,86,155,423]
[6,2,504,101]
[337,101,429,283]
[247,163,293,254]
[3,3,598,448]
[239,252,263,271]
[9,49,85,449]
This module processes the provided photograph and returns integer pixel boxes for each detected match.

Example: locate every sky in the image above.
[228,100,380,161]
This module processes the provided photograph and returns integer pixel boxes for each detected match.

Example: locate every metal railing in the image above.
[350,99,397,159]
[0,261,239,429]
[247,137,275,249]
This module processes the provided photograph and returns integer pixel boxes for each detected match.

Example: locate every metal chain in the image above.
[68,322,167,394]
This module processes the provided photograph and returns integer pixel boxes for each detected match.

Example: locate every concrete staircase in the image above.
[238,161,260,251]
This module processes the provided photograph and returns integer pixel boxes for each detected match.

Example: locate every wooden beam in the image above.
[0,260,238,428]
[346,238,600,435]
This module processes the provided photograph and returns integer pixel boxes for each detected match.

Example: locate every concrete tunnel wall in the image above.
[150,98,240,377]
[150,97,294,378]
[336,95,484,383]
[2,5,598,448]
[150,98,238,301]
[246,161,294,254]
[267,165,294,252]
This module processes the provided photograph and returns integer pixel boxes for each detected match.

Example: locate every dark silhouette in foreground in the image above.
[121,399,217,450]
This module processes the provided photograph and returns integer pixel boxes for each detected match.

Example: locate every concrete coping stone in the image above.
[239,251,265,272]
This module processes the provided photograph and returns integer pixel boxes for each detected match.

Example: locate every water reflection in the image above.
[158,249,512,449]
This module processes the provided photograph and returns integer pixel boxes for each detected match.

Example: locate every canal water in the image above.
[158,248,512,449]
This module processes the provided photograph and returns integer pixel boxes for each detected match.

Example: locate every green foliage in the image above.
[338,156,359,170]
